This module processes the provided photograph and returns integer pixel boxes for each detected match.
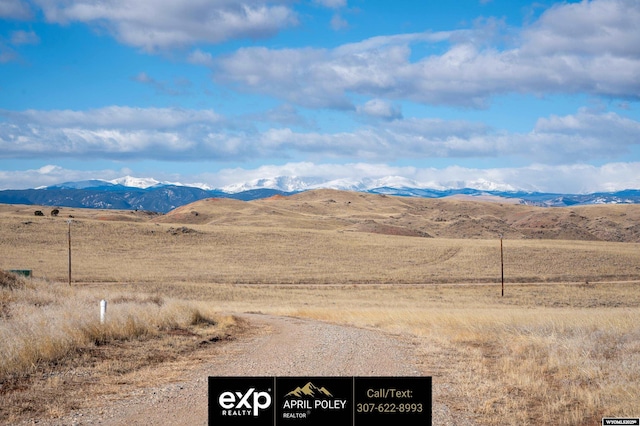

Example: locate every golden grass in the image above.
[2,197,640,425]
[2,214,639,285]
[0,270,238,423]
[0,274,228,380]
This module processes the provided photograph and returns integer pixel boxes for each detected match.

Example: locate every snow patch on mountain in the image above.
[105,176,213,190]
[443,178,518,192]
[222,176,327,193]
[108,176,161,189]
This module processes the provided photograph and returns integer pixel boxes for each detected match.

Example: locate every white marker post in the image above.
[100,299,107,324]
[67,219,72,286]
[500,235,504,297]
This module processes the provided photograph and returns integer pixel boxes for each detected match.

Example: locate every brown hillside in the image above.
[153,197,248,225]
[155,189,640,242]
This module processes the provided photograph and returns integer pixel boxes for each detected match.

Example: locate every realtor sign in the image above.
[209,376,432,426]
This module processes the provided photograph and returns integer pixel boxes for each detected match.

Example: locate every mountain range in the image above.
[1,176,639,213]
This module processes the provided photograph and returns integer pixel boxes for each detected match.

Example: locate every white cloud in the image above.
[131,72,192,96]
[1,106,222,129]
[521,0,640,58]
[0,0,32,19]
[187,49,215,67]
[356,99,402,120]
[1,106,638,164]
[0,165,125,190]
[244,104,314,128]
[32,0,299,51]
[0,27,39,63]
[0,44,17,63]
[0,106,238,161]
[10,30,40,45]
[215,46,354,109]
[534,108,640,142]
[526,108,640,162]
[330,13,348,31]
[212,0,640,108]
[314,0,347,9]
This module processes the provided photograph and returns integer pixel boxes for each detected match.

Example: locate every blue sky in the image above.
[1,0,639,193]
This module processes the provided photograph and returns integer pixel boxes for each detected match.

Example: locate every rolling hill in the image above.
[3,188,639,242]
[151,189,640,243]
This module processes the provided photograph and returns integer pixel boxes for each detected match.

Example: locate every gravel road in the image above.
[40,313,469,425]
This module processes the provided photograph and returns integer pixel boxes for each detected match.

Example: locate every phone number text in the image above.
[356,403,423,413]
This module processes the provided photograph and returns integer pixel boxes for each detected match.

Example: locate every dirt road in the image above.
[39,313,468,425]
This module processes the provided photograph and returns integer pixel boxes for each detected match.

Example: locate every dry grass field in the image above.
[1,189,640,425]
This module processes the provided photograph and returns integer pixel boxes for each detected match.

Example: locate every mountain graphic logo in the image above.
[285,382,334,398]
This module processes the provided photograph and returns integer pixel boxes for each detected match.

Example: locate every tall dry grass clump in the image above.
[0,269,220,385]
[423,308,640,425]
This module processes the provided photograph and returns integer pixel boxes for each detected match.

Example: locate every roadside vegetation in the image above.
[0,269,238,423]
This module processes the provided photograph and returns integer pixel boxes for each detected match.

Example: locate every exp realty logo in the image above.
[209,377,275,425]
[209,376,432,425]
[277,377,351,425]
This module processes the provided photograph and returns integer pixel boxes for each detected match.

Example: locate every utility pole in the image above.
[67,219,72,286]
[500,234,504,297]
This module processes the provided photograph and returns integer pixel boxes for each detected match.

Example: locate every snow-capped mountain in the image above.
[1,175,639,213]
[221,176,326,193]
[220,175,428,193]
[50,176,213,191]
[108,176,162,189]
[220,175,518,193]
[107,176,213,190]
